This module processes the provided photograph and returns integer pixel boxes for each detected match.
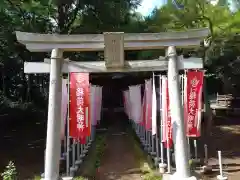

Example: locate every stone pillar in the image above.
[166,46,196,180]
[44,49,63,180]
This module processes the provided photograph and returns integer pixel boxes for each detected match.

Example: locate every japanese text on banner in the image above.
[185,71,203,137]
[165,80,172,148]
[69,73,90,144]
[76,80,85,132]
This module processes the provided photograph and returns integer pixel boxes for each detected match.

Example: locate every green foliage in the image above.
[77,134,107,178]
[127,126,162,180]
[0,0,142,113]
[94,135,107,169]
[143,173,162,180]
[73,176,88,180]
[33,175,41,180]
[1,161,17,180]
[0,0,240,111]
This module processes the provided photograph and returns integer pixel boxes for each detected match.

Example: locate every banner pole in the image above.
[144,87,148,148]
[194,139,198,161]
[160,75,164,164]
[160,132,164,164]
[184,70,191,160]
[167,146,171,173]
[66,73,70,176]
[80,144,84,158]
[146,122,150,151]
[188,138,191,159]
[151,133,155,155]
[155,133,160,164]
[71,140,76,173]
[137,123,140,137]
[77,142,80,161]
[144,127,147,147]
[158,75,167,173]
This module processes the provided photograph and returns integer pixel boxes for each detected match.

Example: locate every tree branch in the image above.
[6,0,25,17]
[201,15,214,36]
[63,0,82,34]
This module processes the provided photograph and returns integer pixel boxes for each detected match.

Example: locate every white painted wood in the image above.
[24,56,203,73]
[16,28,209,52]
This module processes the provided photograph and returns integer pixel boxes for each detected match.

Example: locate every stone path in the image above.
[96,113,144,180]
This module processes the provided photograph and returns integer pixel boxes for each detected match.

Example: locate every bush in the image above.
[1,161,17,180]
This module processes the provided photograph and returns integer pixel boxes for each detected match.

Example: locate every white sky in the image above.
[136,0,164,16]
[137,0,234,16]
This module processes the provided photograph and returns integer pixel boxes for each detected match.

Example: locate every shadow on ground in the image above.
[95,112,146,180]
[201,116,240,180]
[0,111,46,179]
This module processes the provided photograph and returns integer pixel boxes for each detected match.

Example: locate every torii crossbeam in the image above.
[16,28,209,180]
[24,56,203,73]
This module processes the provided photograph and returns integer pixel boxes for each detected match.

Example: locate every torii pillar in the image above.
[45,49,63,180]
[167,46,194,180]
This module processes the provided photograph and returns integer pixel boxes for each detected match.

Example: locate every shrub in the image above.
[1,161,17,180]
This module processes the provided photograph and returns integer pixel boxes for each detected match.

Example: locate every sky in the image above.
[136,0,164,16]
[136,0,235,16]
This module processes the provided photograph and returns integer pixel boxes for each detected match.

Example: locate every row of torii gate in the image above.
[16,28,210,180]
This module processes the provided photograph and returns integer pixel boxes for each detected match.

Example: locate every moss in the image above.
[33,176,41,180]
[127,126,162,180]
[73,176,88,180]
[75,133,107,179]
[143,172,162,180]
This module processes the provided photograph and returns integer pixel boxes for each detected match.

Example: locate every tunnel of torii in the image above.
[15,28,210,180]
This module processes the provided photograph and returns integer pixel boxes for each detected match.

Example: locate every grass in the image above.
[32,132,107,180]
[35,124,162,180]
[127,124,162,180]
[73,176,88,180]
[143,173,162,180]
[33,175,41,180]
[74,132,107,179]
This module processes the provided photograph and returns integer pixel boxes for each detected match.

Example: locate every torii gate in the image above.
[16,28,209,180]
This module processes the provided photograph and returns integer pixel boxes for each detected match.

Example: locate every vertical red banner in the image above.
[145,79,152,130]
[69,73,91,144]
[185,70,204,137]
[162,77,173,148]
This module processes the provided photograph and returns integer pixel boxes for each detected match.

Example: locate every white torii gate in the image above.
[16,28,209,180]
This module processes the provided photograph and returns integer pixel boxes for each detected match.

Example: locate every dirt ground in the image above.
[0,112,240,180]
[0,114,46,180]
[202,118,240,180]
[96,114,144,180]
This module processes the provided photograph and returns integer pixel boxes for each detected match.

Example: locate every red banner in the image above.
[162,77,172,148]
[69,73,91,144]
[185,70,204,137]
[145,79,152,130]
